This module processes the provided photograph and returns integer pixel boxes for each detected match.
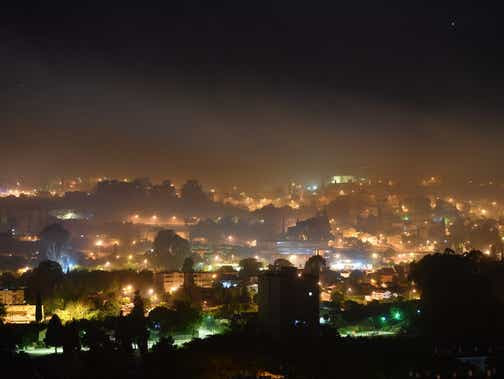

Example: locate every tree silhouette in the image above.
[273,258,293,269]
[35,292,43,322]
[45,314,64,353]
[81,321,109,352]
[410,252,499,338]
[148,306,176,337]
[181,179,208,203]
[27,260,64,301]
[151,230,191,270]
[0,302,6,320]
[130,290,149,355]
[304,255,327,278]
[62,320,80,354]
[182,257,195,288]
[239,258,261,280]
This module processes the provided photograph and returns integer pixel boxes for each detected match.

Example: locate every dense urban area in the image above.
[3,2,504,377]
[1,175,504,377]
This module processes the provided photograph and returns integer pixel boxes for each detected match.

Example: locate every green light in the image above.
[380,316,386,322]
[393,311,401,320]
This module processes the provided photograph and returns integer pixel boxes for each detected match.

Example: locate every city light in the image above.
[169,286,179,294]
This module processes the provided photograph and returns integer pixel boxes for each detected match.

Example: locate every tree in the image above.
[27,260,64,301]
[39,223,70,262]
[410,253,499,338]
[173,301,201,335]
[81,321,110,352]
[182,257,194,273]
[45,314,64,353]
[182,257,195,288]
[239,258,262,280]
[115,313,134,353]
[62,320,80,354]
[304,255,327,278]
[330,290,345,308]
[35,293,43,322]
[0,302,6,321]
[348,270,365,285]
[151,230,191,270]
[55,301,98,322]
[149,306,176,337]
[130,291,149,355]
[181,179,208,203]
[273,258,293,269]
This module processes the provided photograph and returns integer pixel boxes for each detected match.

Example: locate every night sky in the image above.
[2,2,503,189]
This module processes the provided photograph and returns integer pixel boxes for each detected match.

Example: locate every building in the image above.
[193,272,216,288]
[258,267,319,332]
[0,288,40,323]
[0,288,25,305]
[161,271,217,293]
[162,272,185,293]
[4,305,37,323]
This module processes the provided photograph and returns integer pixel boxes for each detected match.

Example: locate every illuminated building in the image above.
[328,175,360,184]
[0,288,25,305]
[161,271,217,292]
[0,288,40,324]
[4,305,38,324]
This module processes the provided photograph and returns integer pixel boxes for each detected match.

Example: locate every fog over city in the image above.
[2,2,504,378]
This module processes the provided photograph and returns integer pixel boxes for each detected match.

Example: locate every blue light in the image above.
[222,281,232,289]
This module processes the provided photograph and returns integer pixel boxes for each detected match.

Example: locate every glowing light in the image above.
[372,253,378,259]
[128,254,133,260]
[169,286,179,294]
[148,288,154,295]
[123,285,133,294]
[95,239,103,247]
[17,266,30,275]
[105,261,110,267]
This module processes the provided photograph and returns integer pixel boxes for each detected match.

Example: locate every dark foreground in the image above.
[2,331,502,379]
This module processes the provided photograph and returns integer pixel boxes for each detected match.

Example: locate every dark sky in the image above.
[2,2,503,189]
